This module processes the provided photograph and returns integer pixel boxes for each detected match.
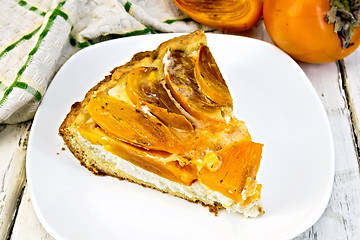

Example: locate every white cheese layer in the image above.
[81,135,262,217]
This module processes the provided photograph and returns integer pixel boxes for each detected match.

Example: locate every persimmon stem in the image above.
[325,0,360,48]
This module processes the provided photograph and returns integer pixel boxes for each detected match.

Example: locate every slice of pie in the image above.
[59,30,264,217]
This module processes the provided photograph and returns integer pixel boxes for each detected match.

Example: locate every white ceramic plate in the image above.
[27,33,334,240]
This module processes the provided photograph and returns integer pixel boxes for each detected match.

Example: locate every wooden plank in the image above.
[0,122,31,240]
[342,48,360,150]
[10,186,54,240]
[294,62,360,239]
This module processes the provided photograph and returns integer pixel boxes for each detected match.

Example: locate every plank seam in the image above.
[5,186,25,240]
[18,121,32,150]
[337,59,360,165]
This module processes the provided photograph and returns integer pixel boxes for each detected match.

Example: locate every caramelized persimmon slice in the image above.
[164,50,225,123]
[195,45,232,105]
[126,67,157,106]
[87,94,187,154]
[126,67,193,131]
[173,0,263,32]
[78,122,197,185]
[137,100,194,131]
[198,141,263,202]
[126,67,181,114]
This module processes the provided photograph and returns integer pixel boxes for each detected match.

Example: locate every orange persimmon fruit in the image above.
[263,0,360,63]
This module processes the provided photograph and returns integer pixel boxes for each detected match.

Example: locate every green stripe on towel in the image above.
[76,28,156,49]
[163,18,194,24]
[0,26,41,60]
[110,28,156,38]
[15,0,47,16]
[124,1,132,12]
[15,82,42,101]
[0,1,68,106]
[78,41,91,48]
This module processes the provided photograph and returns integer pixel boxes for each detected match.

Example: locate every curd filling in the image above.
[79,134,263,217]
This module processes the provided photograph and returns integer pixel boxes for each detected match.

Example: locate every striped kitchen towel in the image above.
[0,0,211,124]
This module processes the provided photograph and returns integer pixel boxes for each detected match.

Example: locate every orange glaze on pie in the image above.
[78,42,263,202]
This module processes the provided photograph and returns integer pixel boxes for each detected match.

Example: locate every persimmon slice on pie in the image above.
[59,30,264,217]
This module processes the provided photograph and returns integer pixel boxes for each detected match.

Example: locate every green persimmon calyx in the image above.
[325,0,360,48]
